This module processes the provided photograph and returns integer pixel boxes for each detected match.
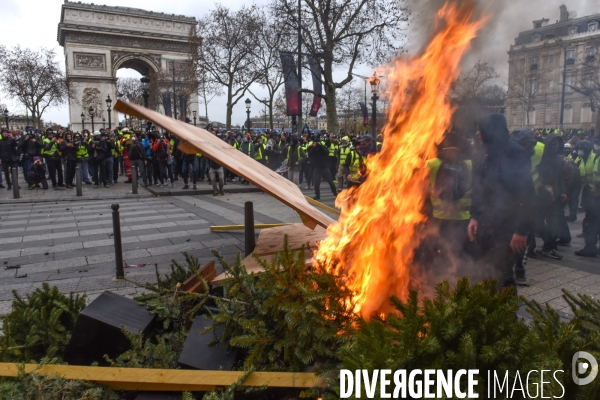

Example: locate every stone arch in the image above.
[58,1,197,132]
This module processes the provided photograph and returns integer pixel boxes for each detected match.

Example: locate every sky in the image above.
[0,0,598,127]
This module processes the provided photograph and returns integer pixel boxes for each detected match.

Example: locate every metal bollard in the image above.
[132,165,138,194]
[244,201,256,257]
[111,204,124,279]
[11,168,20,199]
[75,165,83,196]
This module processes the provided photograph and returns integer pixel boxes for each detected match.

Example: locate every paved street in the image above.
[0,179,597,318]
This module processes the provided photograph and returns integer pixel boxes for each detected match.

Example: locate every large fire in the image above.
[315,1,487,317]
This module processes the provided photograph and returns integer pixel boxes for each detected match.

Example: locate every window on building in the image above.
[532,34,541,43]
[566,49,576,60]
[586,47,597,57]
[529,78,538,94]
[590,22,598,32]
[568,26,577,35]
[581,103,593,123]
[565,75,574,92]
[548,79,554,90]
[548,54,555,65]
[584,73,595,88]
[564,105,573,124]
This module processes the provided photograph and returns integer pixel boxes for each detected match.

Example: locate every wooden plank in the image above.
[0,363,323,391]
[211,223,326,283]
[113,100,335,230]
[181,261,215,293]
[210,223,294,231]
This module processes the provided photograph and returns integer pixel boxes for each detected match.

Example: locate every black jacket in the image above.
[128,141,146,161]
[538,133,565,203]
[20,136,42,158]
[471,114,535,242]
[0,137,18,162]
[59,140,77,161]
[307,143,329,169]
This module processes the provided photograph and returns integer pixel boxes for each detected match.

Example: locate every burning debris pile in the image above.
[315,1,487,318]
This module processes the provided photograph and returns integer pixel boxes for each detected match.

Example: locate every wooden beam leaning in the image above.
[210,223,294,231]
[0,363,323,392]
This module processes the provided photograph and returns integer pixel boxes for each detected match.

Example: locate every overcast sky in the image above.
[1,0,598,127]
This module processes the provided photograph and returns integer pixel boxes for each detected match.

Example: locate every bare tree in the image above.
[193,5,262,129]
[248,9,288,130]
[272,0,408,132]
[508,59,543,126]
[452,61,499,102]
[0,46,70,128]
[116,77,143,105]
[567,39,600,134]
[337,83,362,133]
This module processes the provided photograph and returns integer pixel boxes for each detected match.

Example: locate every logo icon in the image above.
[572,351,598,385]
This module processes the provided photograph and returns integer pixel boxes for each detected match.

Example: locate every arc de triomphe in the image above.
[57,1,197,132]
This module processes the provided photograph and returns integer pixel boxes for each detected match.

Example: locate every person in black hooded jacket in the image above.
[468,113,535,289]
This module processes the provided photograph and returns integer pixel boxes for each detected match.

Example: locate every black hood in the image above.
[477,113,509,152]
[510,127,536,148]
[544,133,564,155]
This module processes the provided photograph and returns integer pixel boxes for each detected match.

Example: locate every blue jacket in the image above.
[142,138,152,157]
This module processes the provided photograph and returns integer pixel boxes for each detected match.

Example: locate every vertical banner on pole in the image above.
[279,52,300,116]
[308,57,322,117]
[162,92,172,117]
[359,102,369,125]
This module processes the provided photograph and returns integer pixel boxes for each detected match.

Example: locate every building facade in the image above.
[506,5,599,131]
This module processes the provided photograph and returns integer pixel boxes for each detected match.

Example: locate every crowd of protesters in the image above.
[0,124,382,199]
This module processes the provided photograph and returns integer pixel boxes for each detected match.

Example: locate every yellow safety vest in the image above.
[328,143,338,157]
[111,141,120,158]
[286,146,302,165]
[580,152,596,188]
[76,143,89,159]
[41,138,59,157]
[255,144,264,161]
[348,150,365,182]
[427,158,472,220]
[531,142,544,193]
[339,147,351,164]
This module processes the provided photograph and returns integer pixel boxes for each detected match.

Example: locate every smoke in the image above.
[405,0,599,83]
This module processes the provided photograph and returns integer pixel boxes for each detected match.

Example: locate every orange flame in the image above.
[315,1,487,318]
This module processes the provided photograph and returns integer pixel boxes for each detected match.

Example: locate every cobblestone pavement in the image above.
[0,178,597,318]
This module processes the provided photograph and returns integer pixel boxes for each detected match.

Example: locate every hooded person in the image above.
[468,114,535,290]
[286,136,307,186]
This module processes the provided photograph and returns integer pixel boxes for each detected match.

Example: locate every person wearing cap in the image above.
[336,136,352,191]
[41,130,64,188]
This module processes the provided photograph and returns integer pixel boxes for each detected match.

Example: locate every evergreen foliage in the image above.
[0,283,86,362]
[209,236,357,372]
[0,363,118,400]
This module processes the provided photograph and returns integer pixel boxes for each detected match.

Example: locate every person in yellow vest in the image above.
[325,134,339,182]
[336,136,352,191]
[254,138,266,166]
[41,130,64,188]
[345,135,377,187]
[575,139,600,256]
[121,128,133,183]
[420,132,472,266]
[74,133,92,184]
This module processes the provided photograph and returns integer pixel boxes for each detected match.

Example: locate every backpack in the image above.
[434,161,469,202]
[155,141,168,161]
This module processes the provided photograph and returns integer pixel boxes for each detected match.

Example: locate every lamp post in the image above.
[102,117,106,129]
[192,110,197,126]
[3,108,8,130]
[88,105,95,132]
[140,75,150,108]
[105,95,112,130]
[369,73,380,136]
[245,98,251,133]
[81,112,85,131]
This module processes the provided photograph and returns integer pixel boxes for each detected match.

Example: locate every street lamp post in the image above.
[88,106,95,132]
[369,73,380,136]
[3,108,8,130]
[245,98,251,133]
[140,75,150,108]
[81,112,85,131]
[105,95,112,130]
[102,118,106,129]
[192,110,197,126]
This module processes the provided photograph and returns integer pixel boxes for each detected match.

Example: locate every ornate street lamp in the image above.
[105,95,112,130]
[369,73,380,136]
[81,112,85,131]
[245,98,251,133]
[88,105,95,132]
[140,75,150,108]
[102,117,106,129]
[3,108,9,130]
[193,110,197,126]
